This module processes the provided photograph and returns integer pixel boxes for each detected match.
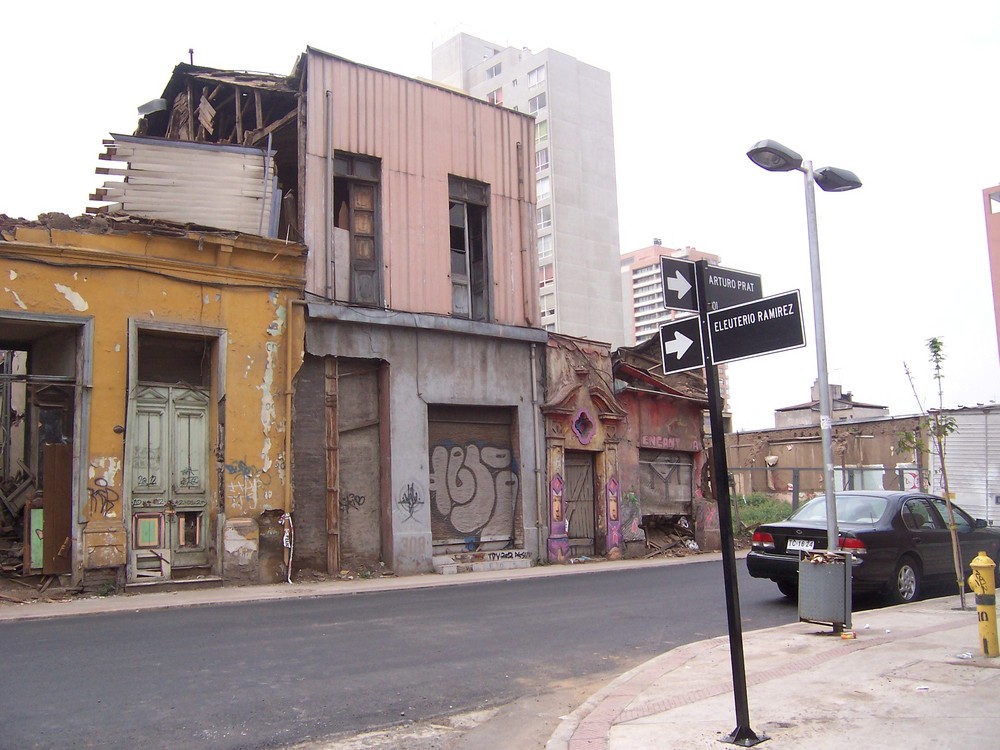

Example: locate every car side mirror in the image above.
[975,518,988,528]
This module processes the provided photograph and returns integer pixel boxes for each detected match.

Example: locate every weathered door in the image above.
[564,451,596,556]
[127,385,210,580]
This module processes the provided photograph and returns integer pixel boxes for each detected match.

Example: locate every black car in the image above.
[746,491,1000,603]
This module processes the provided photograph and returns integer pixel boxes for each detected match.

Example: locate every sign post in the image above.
[693,259,767,747]
[656,260,810,745]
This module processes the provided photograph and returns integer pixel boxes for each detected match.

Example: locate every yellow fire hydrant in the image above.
[967,551,999,658]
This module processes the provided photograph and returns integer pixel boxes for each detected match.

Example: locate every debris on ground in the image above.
[640,514,700,558]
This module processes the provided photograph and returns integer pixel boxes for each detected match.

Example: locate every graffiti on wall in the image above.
[88,478,120,518]
[340,492,366,514]
[429,443,519,538]
[397,483,424,522]
[225,459,272,512]
[88,458,122,518]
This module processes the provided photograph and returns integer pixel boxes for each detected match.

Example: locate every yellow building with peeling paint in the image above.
[0,215,305,590]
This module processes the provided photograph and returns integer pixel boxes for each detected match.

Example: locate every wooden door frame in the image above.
[125,319,226,580]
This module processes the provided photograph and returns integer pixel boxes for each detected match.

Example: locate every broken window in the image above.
[333,153,382,306]
[448,176,492,322]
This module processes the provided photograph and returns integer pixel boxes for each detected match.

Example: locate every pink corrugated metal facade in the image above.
[303,49,539,327]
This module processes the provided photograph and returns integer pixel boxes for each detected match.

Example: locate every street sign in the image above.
[658,316,704,374]
[703,266,763,311]
[707,290,805,365]
[659,257,698,312]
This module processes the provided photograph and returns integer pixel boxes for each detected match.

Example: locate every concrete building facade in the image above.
[432,33,625,346]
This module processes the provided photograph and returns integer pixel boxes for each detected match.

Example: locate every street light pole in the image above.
[746,140,861,554]
[801,160,839,552]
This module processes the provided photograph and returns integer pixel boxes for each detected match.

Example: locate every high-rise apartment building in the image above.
[620,241,721,344]
[432,33,625,345]
[620,241,729,404]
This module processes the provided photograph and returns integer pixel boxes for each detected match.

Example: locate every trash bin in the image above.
[798,551,852,631]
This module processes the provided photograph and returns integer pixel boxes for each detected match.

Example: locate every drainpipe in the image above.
[531,343,545,557]
[325,90,334,300]
[516,140,533,325]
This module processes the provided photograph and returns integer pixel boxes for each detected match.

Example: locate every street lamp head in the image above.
[814,166,862,192]
[747,140,803,172]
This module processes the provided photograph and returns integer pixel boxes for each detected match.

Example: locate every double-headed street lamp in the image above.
[746,140,861,554]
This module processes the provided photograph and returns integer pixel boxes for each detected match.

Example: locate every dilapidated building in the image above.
[135,48,546,578]
[0,214,306,590]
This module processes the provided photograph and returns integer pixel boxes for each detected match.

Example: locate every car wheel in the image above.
[887,556,920,604]
[776,579,797,599]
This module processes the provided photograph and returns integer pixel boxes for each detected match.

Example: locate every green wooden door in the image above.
[127,385,210,580]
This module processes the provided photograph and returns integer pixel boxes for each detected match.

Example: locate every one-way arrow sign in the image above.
[659,257,698,312]
[659,316,704,374]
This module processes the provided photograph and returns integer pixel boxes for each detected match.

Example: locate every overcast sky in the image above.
[4,1,999,430]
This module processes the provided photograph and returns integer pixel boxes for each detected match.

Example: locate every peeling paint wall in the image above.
[0,225,306,585]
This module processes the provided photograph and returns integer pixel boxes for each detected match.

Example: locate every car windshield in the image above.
[788,495,888,524]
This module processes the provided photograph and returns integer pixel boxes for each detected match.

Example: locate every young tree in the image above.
[901,338,963,607]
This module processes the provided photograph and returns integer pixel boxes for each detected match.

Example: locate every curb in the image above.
[546,600,971,750]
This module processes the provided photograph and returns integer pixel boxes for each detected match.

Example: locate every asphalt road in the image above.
[0,560,799,750]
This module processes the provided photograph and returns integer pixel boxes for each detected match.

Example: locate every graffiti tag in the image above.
[429,443,519,537]
[398,483,424,522]
[340,492,366,513]
[88,477,120,517]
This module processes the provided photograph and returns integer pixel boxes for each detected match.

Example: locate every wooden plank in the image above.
[42,443,73,575]
[325,358,340,574]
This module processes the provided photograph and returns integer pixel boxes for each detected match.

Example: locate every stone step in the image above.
[432,550,534,575]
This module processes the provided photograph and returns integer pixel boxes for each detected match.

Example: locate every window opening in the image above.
[536,147,550,172]
[528,92,547,115]
[333,152,381,306]
[448,176,492,322]
[537,205,552,230]
[535,120,549,144]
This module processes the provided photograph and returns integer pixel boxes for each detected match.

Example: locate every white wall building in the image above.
[432,33,625,346]
[931,405,1000,524]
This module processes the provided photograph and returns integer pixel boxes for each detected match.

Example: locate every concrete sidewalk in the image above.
[547,595,1000,750]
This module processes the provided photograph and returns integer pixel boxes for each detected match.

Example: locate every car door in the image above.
[900,496,952,583]
[927,498,1000,572]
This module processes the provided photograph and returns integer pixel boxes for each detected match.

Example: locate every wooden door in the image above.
[564,451,596,557]
[127,385,210,580]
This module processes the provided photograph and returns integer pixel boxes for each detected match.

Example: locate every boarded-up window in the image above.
[639,450,693,516]
[428,405,519,548]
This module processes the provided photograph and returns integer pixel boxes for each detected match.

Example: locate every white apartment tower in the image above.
[432,33,625,345]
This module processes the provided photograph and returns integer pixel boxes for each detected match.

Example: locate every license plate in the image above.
[787,538,815,552]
